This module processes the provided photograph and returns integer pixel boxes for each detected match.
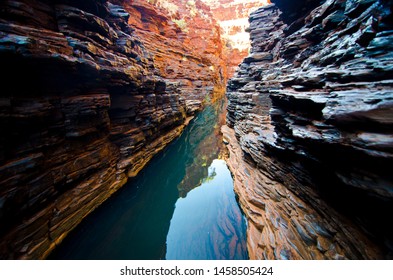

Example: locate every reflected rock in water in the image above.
[166,159,248,260]
[177,101,228,197]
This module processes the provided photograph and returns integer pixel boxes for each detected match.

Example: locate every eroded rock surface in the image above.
[225,0,393,259]
[201,0,271,77]
[121,0,228,107]
[0,0,225,259]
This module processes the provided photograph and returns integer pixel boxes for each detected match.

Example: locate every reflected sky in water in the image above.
[167,159,247,260]
[49,102,247,260]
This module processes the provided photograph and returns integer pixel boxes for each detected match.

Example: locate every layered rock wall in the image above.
[201,0,271,77]
[0,0,225,259]
[122,0,228,112]
[225,0,393,259]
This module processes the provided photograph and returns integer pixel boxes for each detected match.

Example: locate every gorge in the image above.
[0,0,392,260]
[49,102,248,260]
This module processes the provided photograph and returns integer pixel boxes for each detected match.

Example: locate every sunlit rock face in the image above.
[145,0,271,78]
[225,0,393,259]
[201,0,270,77]
[116,0,228,112]
[0,0,228,259]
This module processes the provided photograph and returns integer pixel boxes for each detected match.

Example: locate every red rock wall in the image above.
[119,0,228,111]
[225,0,393,259]
[0,0,226,259]
[201,0,270,77]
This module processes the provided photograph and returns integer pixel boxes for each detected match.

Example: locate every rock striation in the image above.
[201,0,271,77]
[225,0,393,259]
[121,0,228,111]
[0,0,226,259]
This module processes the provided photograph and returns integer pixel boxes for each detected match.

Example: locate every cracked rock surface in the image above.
[225,0,393,259]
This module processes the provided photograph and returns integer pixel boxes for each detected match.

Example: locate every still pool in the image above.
[49,102,248,260]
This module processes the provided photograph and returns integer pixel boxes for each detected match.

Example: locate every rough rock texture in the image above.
[121,0,228,110]
[225,0,393,259]
[0,0,225,259]
[201,0,271,77]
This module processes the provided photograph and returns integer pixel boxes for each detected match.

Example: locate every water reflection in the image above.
[166,159,248,260]
[49,100,247,260]
[177,100,227,197]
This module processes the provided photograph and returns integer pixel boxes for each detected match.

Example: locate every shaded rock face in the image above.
[225,0,393,259]
[0,0,226,259]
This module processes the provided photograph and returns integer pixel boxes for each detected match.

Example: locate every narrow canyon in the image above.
[0,0,392,259]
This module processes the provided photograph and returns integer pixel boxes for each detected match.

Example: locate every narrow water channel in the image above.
[49,100,248,260]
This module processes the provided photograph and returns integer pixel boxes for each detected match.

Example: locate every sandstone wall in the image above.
[225,0,393,259]
[0,0,225,259]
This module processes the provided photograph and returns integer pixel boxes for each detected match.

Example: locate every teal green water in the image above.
[166,159,247,259]
[49,102,248,260]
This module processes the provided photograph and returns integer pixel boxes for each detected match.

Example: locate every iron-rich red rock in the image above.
[225,0,393,259]
[0,0,227,259]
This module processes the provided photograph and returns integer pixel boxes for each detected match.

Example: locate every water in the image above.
[49,101,248,260]
[166,159,247,259]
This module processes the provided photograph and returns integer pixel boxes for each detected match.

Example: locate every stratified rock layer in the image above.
[225,0,393,259]
[121,0,228,108]
[0,0,225,259]
[201,0,270,77]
